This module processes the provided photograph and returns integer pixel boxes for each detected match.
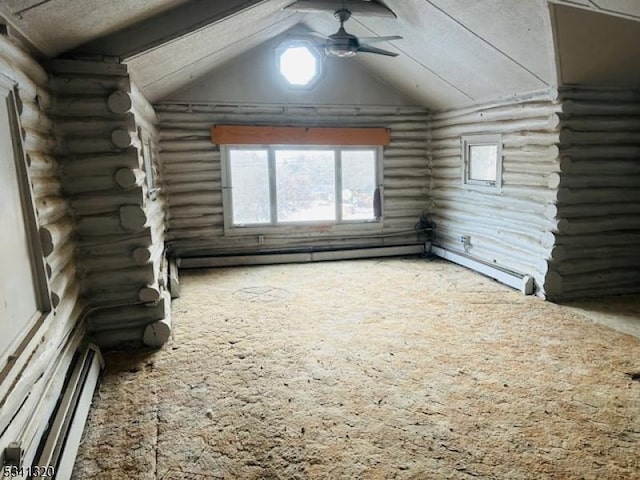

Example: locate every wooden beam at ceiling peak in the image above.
[285,1,397,19]
[71,0,270,60]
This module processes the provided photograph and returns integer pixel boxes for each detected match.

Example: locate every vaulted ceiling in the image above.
[1,0,639,109]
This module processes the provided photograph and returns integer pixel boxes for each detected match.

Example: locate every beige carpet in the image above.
[73,257,640,479]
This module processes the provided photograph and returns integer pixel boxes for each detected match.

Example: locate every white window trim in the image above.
[138,127,159,200]
[221,144,384,236]
[461,134,503,190]
[0,75,51,373]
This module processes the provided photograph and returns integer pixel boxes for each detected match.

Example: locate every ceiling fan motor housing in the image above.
[334,8,352,23]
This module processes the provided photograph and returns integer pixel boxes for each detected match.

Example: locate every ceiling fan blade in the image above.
[307,31,332,40]
[285,34,325,44]
[357,35,402,44]
[357,45,399,57]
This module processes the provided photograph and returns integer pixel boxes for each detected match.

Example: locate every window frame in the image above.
[461,134,503,190]
[221,144,384,235]
[0,75,51,375]
[138,127,158,200]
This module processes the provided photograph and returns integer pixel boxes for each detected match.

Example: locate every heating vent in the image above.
[180,245,425,268]
[32,344,104,480]
[430,245,534,295]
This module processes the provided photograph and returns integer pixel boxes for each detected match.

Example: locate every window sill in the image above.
[461,182,502,193]
[223,220,384,237]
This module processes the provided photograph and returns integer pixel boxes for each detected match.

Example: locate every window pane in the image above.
[229,149,270,225]
[469,145,498,182]
[275,150,335,222]
[341,150,376,220]
[279,45,318,86]
[1,97,41,360]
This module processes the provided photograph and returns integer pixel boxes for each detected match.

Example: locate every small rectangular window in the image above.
[462,135,502,189]
[223,146,381,229]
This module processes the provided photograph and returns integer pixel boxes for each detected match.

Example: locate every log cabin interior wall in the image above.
[428,90,563,297]
[47,59,169,349]
[549,87,640,299]
[1,0,640,471]
[158,103,429,258]
[157,39,429,258]
[0,35,87,469]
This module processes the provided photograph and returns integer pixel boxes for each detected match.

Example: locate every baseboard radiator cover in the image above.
[430,245,534,295]
[32,343,104,480]
[179,245,425,269]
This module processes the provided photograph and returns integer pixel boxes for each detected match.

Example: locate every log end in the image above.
[544,203,558,219]
[114,167,137,189]
[132,247,152,265]
[107,91,132,114]
[111,129,133,148]
[548,172,561,189]
[39,226,54,257]
[139,286,161,303]
[143,318,171,348]
[541,231,556,249]
[119,205,147,231]
[544,270,563,297]
[51,291,60,308]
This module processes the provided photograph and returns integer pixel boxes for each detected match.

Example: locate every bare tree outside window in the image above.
[229,149,271,225]
[342,150,376,220]
[276,150,335,222]
[224,146,380,228]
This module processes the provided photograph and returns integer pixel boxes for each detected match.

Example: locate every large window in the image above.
[224,146,381,228]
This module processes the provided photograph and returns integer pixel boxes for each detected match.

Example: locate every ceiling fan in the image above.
[304,7,402,58]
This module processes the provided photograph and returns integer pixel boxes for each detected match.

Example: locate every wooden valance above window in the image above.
[211,125,391,146]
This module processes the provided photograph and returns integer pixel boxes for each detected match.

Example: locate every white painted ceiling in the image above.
[1,0,638,109]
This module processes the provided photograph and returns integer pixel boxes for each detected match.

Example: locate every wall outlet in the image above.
[258,235,265,245]
[460,235,471,251]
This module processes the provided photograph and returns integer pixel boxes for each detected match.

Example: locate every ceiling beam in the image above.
[71,0,271,60]
[285,1,397,18]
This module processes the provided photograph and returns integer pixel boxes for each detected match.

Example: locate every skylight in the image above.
[278,44,319,86]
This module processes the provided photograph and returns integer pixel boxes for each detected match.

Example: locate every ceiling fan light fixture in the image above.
[325,43,357,57]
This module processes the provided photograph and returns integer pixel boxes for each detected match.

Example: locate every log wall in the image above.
[547,88,640,299]
[47,60,169,348]
[428,91,563,295]
[156,103,430,257]
[0,35,86,469]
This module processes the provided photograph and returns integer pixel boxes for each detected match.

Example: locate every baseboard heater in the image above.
[33,344,104,480]
[430,245,534,295]
[180,244,425,268]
